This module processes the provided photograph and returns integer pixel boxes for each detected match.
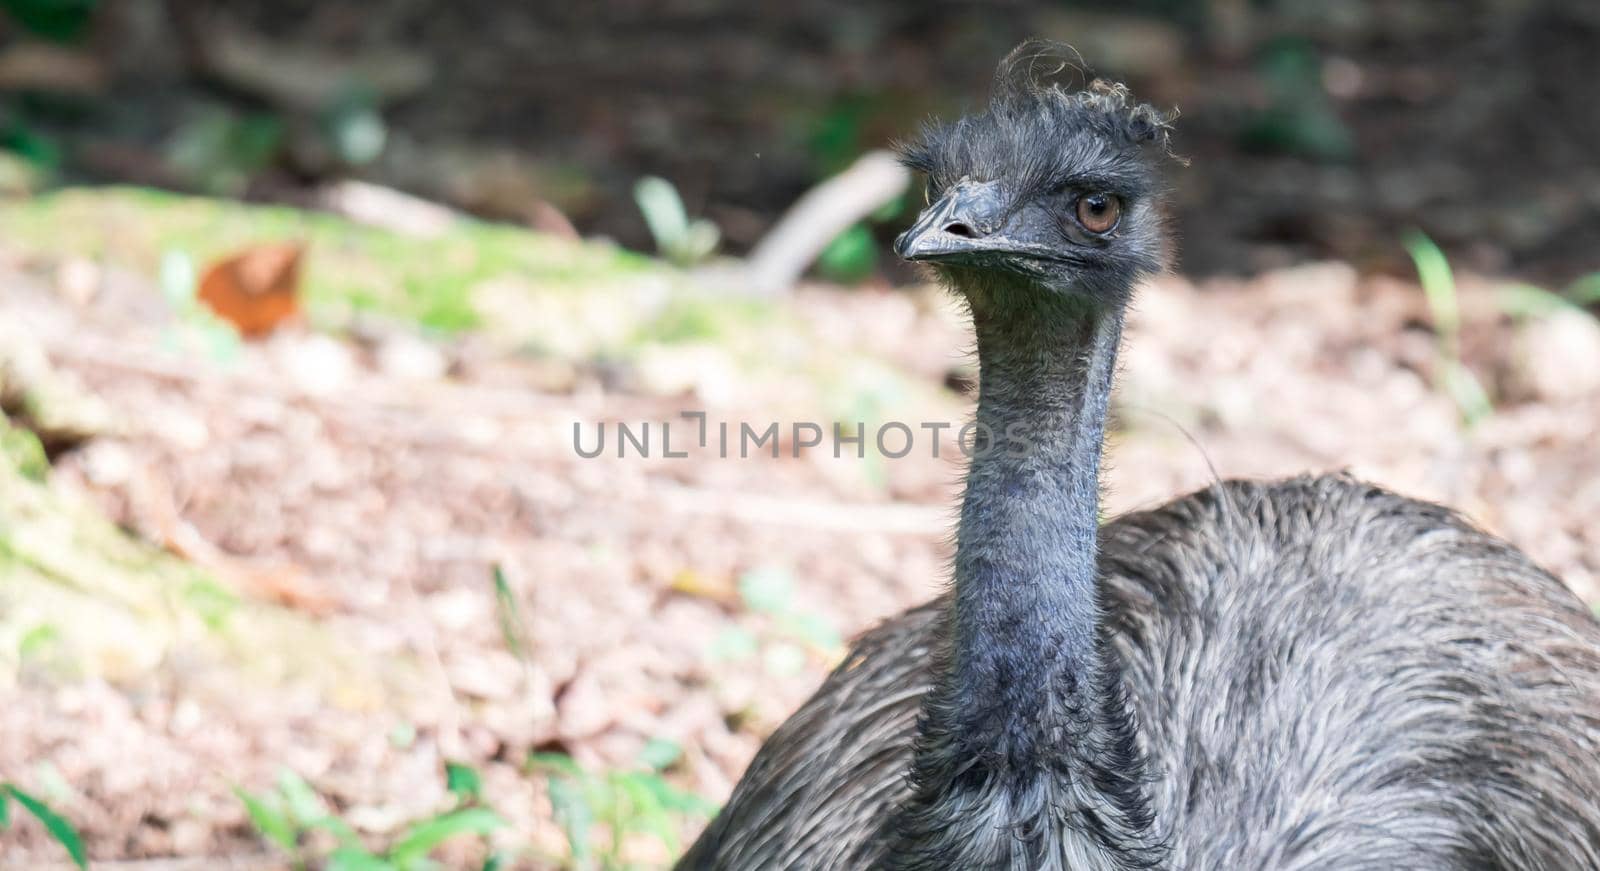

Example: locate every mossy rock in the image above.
[0,434,417,709]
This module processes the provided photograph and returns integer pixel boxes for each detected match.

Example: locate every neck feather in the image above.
[879,280,1161,869]
[948,285,1121,765]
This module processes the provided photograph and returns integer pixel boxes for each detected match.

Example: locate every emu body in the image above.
[681,476,1600,869]
[679,44,1600,870]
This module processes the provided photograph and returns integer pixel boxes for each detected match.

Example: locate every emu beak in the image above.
[894,180,1009,262]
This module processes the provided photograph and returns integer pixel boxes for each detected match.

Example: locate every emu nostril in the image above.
[944,222,977,238]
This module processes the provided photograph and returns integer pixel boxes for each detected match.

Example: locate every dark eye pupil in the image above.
[1075,192,1120,233]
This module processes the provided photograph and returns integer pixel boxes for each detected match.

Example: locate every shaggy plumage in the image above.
[681,477,1600,869]
[679,42,1600,870]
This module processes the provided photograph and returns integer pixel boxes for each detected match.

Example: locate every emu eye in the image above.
[1075,193,1122,234]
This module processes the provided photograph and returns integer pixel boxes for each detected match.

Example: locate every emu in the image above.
[678,45,1600,870]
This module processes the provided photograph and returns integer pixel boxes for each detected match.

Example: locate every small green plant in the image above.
[633,177,719,267]
[1570,274,1600,308]
[490,565,716,867]
[237,766,506,871]
[156,248,243,363]
[0,416,50,482]
[816,223,876,284]
[1495,273,1600,321]
[0,781,88,869]
[491,565,531,664]
[530,741,718,870]
[815,190,909,285]
[709,566,842,678]
[320,86,388,167]
[1403,231,1492,426]
[166,109,287,197]
[1239,38,1354,162]
[806,94,872,176]
[0,0,98,42]
[0,115,60,180]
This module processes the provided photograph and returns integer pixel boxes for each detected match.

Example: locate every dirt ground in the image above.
[1,238,1596,866]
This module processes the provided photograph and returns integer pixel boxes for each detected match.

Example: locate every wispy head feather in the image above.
[898,40,1179,205]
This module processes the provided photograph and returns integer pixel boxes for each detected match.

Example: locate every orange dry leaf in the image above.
[197,242,305,337]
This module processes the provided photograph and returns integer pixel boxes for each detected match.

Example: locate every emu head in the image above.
[895,45,1176,310]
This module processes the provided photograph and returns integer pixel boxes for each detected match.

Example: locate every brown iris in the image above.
[1075,193,1122,234]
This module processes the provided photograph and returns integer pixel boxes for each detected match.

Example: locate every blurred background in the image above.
[1,1,1597,868]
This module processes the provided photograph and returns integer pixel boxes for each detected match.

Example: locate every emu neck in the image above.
[881,283,1160,868]
[945,286,1122,766]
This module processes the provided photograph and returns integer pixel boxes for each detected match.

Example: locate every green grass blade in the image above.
[307,813,363,849]
[233,786,296,853]
[1403,230,1495,425]
[527,753,584,778]
[445,762,483,803]
[634,176,690,258]
[636,738,683,772]
[491,565,530,663]
[1496,283,1575,319]
[1403,230,1459,337]
[276,769,328,827]
[540,769,594,862]
[328,847,398,871]
[612,772,675,851]
[737,566,794,615]
[640,775,720,818]
[1566,274,1600,307]
[1442,363,1493,427]
[4,785,88,870]
[387,807,505,868]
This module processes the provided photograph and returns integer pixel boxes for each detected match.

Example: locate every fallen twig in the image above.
[743,150,909,295]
